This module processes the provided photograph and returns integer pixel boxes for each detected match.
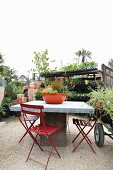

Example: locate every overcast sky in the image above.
[0,0,113,76]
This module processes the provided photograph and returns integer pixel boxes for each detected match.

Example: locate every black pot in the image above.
[0,113,2,122]
[2,106,10,118]
[100,110,112,125]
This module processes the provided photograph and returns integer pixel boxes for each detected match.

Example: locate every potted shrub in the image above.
[2,97,13,118]
[41,79,70,104]
[88,87,113,127]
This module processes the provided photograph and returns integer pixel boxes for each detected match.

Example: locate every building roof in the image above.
[19,75,29,82]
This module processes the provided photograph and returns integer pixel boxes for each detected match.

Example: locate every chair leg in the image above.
[18,117,36,143]
[73,123,96,153]
[73,126,95,153]
[50,132,61,157]
[44,136,61,170]
[30,133,43,151]
[19,121,35,143]
[72,126,86,143]
[45,146,54,170]
[26,141,35,162]
[26,134,43,162]
[77,125,92,145]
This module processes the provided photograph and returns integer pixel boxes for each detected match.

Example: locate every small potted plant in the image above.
[42,79,69,104]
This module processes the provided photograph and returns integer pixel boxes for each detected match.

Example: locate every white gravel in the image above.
[0,116,113,170]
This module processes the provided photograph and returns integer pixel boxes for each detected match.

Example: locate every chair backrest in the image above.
[20,103,46,130]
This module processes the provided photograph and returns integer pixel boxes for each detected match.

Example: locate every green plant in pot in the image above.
[0,106,4,121]
[88,86,113,127]
[42,79,70,104]
[1,97,13,118]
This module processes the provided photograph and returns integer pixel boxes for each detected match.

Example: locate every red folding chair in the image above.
[18,113,38,143]
[20,103,61,170]
[72,117,97,153]
[13,99,39,144]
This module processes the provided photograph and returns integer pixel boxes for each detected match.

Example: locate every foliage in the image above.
[0,53,4,75]
[32,49,55,80]
[59,61,98,72]
[0,54,18,82]
[1,98,12,117]
[0,53,4,64]
[88,87,113,119]
[42,87,58,94]
[79,61,98,70]
[42,79,73,98]
[2,97,12,107]
[75,49,92,63]
[35,89,43,100]
[60,63,78,71]
[4,81,23,100]
[1,66,18,83]
[108,58,113,68]
[0,106,4,114]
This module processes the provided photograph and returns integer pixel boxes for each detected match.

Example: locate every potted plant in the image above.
[41,79,70,104]
[88,86,113,127]
[1,97,13,118]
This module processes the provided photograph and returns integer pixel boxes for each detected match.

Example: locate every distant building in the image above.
[19,75,29,84]
[0,79,7,86]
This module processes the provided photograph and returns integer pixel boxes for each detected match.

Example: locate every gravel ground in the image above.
[0,115,113,170]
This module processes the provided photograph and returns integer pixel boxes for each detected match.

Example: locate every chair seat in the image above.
[29,125,61,136]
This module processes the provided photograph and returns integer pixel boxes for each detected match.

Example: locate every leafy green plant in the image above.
[88,87,113,119]
[0,106,4,114]
[2,98,13,108]
[4,82,23,100]
[42,79,72,96]
[35,89,43,100]
[42,87,58,94]
[32,49,55,80]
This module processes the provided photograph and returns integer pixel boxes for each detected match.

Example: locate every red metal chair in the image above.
[18,113,38,143]
[13,99,39,144]
[72,117,97,153]
[20,103,61,170]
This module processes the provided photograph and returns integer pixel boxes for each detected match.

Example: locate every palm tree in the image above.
[75,49,92,63]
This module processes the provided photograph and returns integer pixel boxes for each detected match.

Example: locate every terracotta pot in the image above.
[42,93,66,104]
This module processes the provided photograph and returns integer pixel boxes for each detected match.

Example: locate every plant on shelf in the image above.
[41,79,72,104]
[88,86,113,127]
